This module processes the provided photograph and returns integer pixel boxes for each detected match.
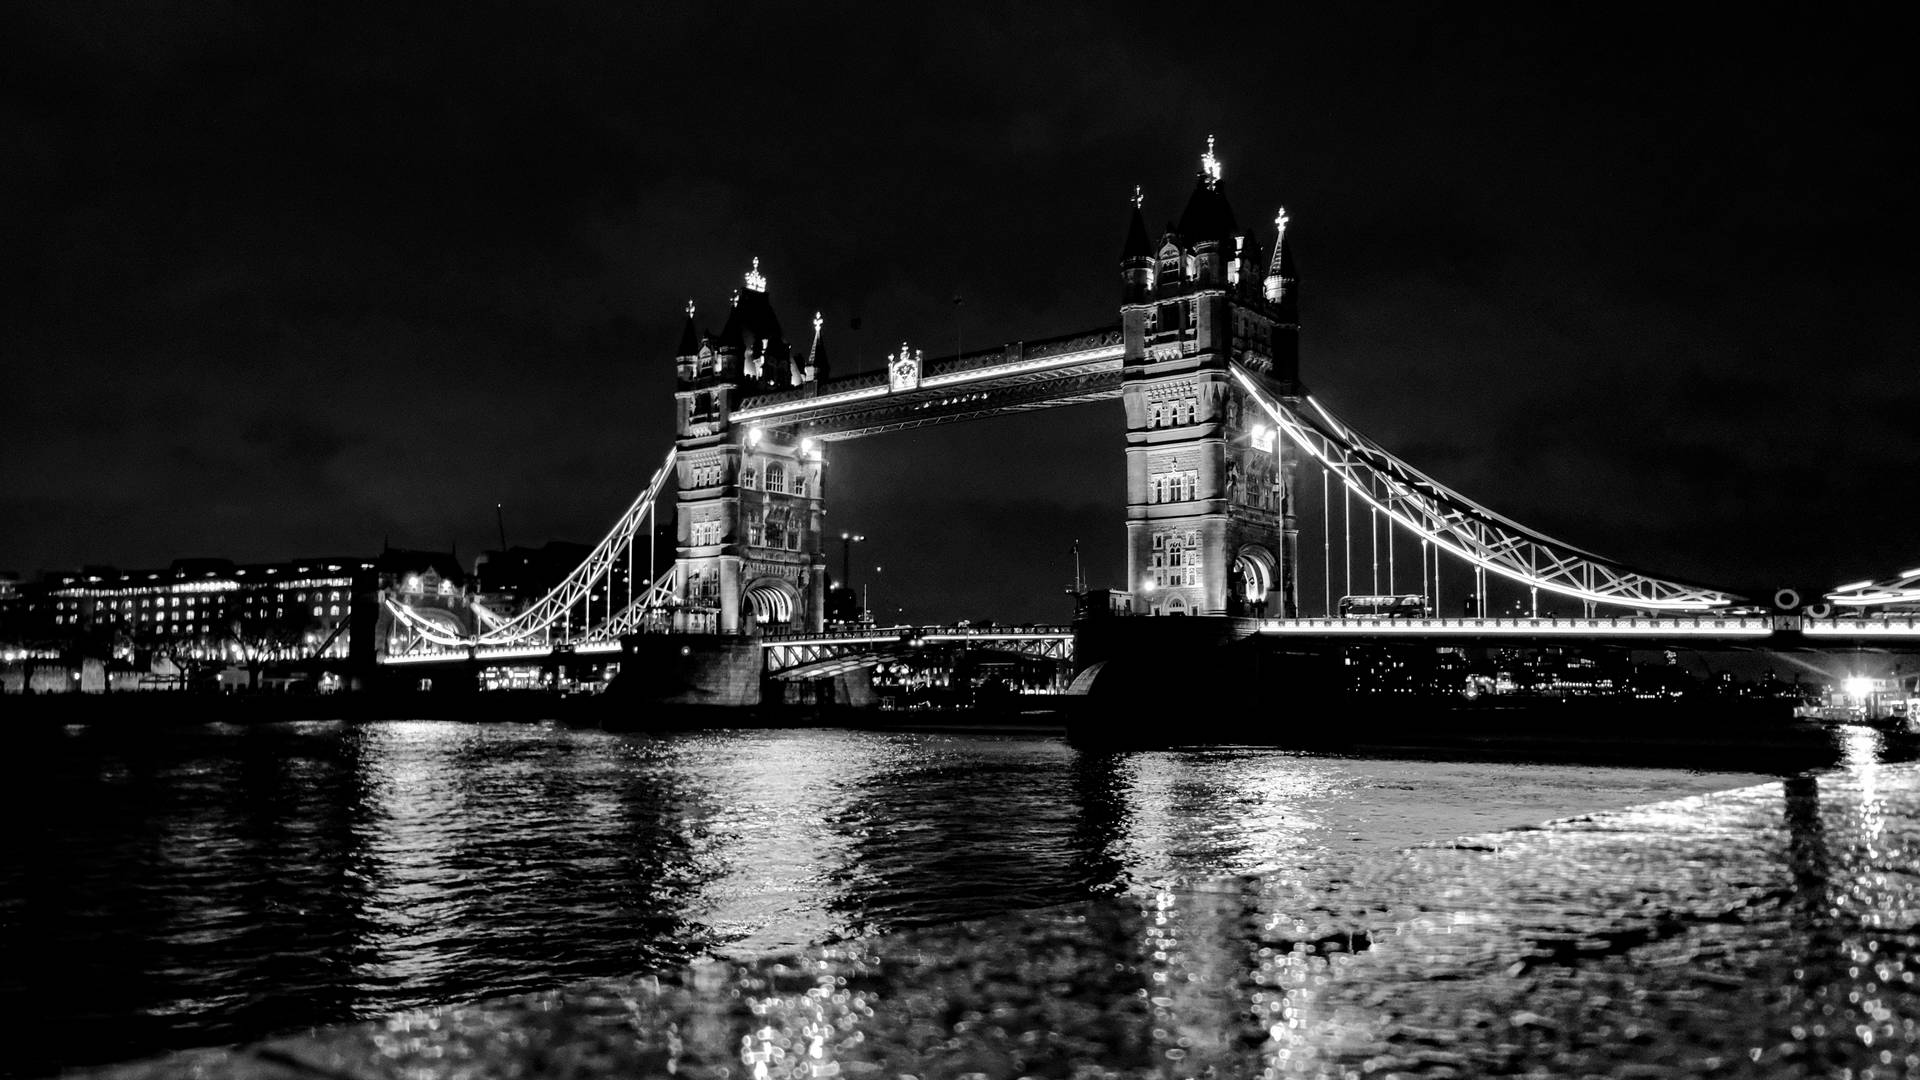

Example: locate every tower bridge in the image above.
[379,142,1920,688]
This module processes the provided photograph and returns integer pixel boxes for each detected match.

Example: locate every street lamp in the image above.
[836,533,866,622]
[838,533,866,592]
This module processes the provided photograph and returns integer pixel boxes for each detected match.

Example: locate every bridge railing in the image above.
[1256,616,1776,637]
[1804,616,1920,637]
[760,624,1074,647]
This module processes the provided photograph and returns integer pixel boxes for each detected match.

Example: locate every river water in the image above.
[2,719,1777,1076]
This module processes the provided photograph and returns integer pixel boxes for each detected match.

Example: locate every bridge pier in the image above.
[609,635,764,710]
[1067,615,1341,747]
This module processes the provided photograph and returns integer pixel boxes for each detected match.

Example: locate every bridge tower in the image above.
[670,262,829,634]
[1121,139,1302,618]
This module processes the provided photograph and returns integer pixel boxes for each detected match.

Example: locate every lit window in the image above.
[329,605,340,616]
[312,606,322,617]
[767,462,786,493]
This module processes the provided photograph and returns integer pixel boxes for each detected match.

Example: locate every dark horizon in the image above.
[6,4,1916,623]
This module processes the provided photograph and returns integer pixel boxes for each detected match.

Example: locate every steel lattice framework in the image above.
[761,625,1074,679]
[1827,568,1920,609]
[1233,365,1742,612]
[386,448,680,648]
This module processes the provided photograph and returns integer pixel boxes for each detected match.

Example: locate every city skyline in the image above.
[6,4,1916,624]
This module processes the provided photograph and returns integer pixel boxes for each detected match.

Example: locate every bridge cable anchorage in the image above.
[1229,365,1742,612]
[385,447,682,651]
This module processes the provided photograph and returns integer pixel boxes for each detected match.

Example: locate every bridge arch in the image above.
[1233,544,1277,615]
[742,577,799,632]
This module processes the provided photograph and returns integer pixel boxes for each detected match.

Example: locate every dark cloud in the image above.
[3,2,1917,620]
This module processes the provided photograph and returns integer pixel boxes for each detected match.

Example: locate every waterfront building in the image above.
[1,556,376,692]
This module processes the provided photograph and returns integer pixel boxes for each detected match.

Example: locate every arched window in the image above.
[766,462,786,494]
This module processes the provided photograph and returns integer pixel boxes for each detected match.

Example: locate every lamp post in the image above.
[839,532,866,619]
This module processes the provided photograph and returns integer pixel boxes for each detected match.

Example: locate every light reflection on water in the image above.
[2,719,1780,1076]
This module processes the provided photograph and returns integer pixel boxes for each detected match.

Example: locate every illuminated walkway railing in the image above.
[1254,616,1774,639]
[1233,365,1742,612]
[761,624,1076,678]
[384,448,678,650]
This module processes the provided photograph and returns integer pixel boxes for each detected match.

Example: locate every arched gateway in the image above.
[668,143,1303,632]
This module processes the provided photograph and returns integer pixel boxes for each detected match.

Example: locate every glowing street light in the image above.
[838,533,867,614]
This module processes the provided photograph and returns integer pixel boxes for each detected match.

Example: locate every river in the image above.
[2,718,1778,1076]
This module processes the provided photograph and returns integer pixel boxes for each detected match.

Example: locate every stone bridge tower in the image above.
[1120,140,1302,618]
[671,261,829,634]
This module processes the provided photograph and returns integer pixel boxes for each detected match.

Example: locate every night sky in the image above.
[6,3,1916,624]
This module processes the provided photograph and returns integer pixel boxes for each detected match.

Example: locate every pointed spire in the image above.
[1170,134,1237,244]
[1122,186,1152,260]
[1264,206,1297,307]
[804,310,830,383]
[1267,208,1290,276]
[717,296,745,349]
[676,299,701,357]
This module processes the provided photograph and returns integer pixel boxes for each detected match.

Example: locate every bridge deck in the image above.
[373,616,1920,666]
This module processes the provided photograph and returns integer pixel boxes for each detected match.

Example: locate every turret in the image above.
[1176,136,1237,288]
[674,299,702,386]
[724,257,795,389]
[1121,187,1155,305]
[715,289,745,379]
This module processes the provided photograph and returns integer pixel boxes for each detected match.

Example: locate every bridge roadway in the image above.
[759,624,1075,680]
[375,614,1920,670]
[1257,614,1920,649]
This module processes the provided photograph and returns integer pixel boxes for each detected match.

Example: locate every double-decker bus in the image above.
[1336,594,1430,619]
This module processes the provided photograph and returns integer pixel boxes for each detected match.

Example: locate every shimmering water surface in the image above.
[2,720,1772,1075]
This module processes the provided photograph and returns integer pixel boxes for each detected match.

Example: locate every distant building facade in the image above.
[1,555,379,691]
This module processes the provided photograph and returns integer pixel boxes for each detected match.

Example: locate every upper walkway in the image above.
[731,327,1123,440]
